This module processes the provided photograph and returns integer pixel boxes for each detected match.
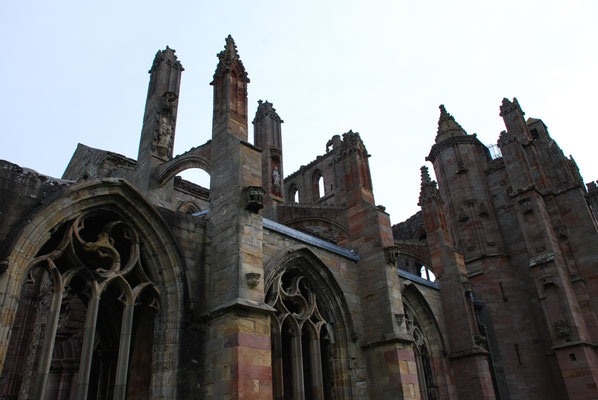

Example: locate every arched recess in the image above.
[288,183,299,204]
[392,242,433,279]
[0,178,185,399]
[157,156,211,187]
[402,284,450,400]
[264,246,356,400]
[312,170,324,201]
[178,201,201,214]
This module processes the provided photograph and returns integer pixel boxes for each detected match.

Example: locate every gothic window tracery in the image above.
[0,210,159,400]
[404,305,438,400]
[267,268,333,400]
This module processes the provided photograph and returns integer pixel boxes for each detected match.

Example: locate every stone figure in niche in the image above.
[272,167,280,186]
[156,116,173,157]
[272,166,281,194]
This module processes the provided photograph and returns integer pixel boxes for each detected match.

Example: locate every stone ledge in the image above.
[447,346,489,360]
[204,297,276,320]
[360,332,413,349]
[550,339,597,352]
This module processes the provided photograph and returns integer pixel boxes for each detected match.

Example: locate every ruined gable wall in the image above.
[0,160,71,255]
[284,147,340,206]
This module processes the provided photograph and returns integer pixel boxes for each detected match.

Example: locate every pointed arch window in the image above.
[0,210,160,400]
[404,305,439,400]
[288,184,299,204]
[267,269,333,400]
[312,171,325,201]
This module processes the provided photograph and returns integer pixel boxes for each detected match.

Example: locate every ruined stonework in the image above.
[0,37,596,400]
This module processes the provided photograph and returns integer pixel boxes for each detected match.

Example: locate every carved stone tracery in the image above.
[1,210,160,399]
[267,269,332,399]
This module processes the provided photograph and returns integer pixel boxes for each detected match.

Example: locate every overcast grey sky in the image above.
[1,0,596,224]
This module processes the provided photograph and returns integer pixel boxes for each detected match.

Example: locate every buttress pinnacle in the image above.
[418,166,438,205]
[212,35,249,83]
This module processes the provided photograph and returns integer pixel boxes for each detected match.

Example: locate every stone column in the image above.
[31,271,63,400]
[75,293,100,400]
[291,332,304,400]
[309,334,324,400]
[113,303,134,400]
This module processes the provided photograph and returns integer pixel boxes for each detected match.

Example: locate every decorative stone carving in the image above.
[149,46,184,74]
[557,225,568,240]
[272,166,281,192]
[341,130,368,156]
[152,92,178,158]
[212,35,249,83]
[519,198,533,214]
[554,319,571,339]
[530,253,556,268]
[395,313,405,327]
[253,100,283,124]
[246,272,261,289]
[384,246,400,266]
[243,186,265,213]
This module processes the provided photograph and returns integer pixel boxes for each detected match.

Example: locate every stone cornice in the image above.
[426,134,488,163]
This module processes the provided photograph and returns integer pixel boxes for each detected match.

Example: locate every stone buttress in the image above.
[133,46,184,204]
[204,36,273,400]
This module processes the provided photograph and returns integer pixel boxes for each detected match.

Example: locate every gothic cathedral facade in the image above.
[0,37,597,399]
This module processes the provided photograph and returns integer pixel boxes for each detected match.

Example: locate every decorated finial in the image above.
[212,35,249,83]
[149,46,184,74]
[253,100,283,124]
[418,166,439,205]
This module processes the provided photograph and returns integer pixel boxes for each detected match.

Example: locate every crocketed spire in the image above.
[436,104,466,143]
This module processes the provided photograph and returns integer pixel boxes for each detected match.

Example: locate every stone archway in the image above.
[0,179,185,399]
[265,247,356,400]
[402,284,452,400]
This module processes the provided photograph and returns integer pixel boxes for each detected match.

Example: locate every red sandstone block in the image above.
[384,349,399,362]
[237,364,272,381]
[238,332,270,349]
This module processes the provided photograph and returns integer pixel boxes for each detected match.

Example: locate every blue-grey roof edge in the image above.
[263,218,360,261]
[397,269,440,290]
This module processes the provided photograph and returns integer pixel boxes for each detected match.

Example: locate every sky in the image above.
[1,0,597,225]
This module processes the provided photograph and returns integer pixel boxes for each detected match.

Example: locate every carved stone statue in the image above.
[156,116,172,157]
[272,167,281,186]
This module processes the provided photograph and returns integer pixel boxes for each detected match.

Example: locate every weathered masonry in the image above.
[0,36,597,399]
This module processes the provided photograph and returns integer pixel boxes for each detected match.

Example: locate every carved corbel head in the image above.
[246,272,261,289]
[243,186,265,213]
